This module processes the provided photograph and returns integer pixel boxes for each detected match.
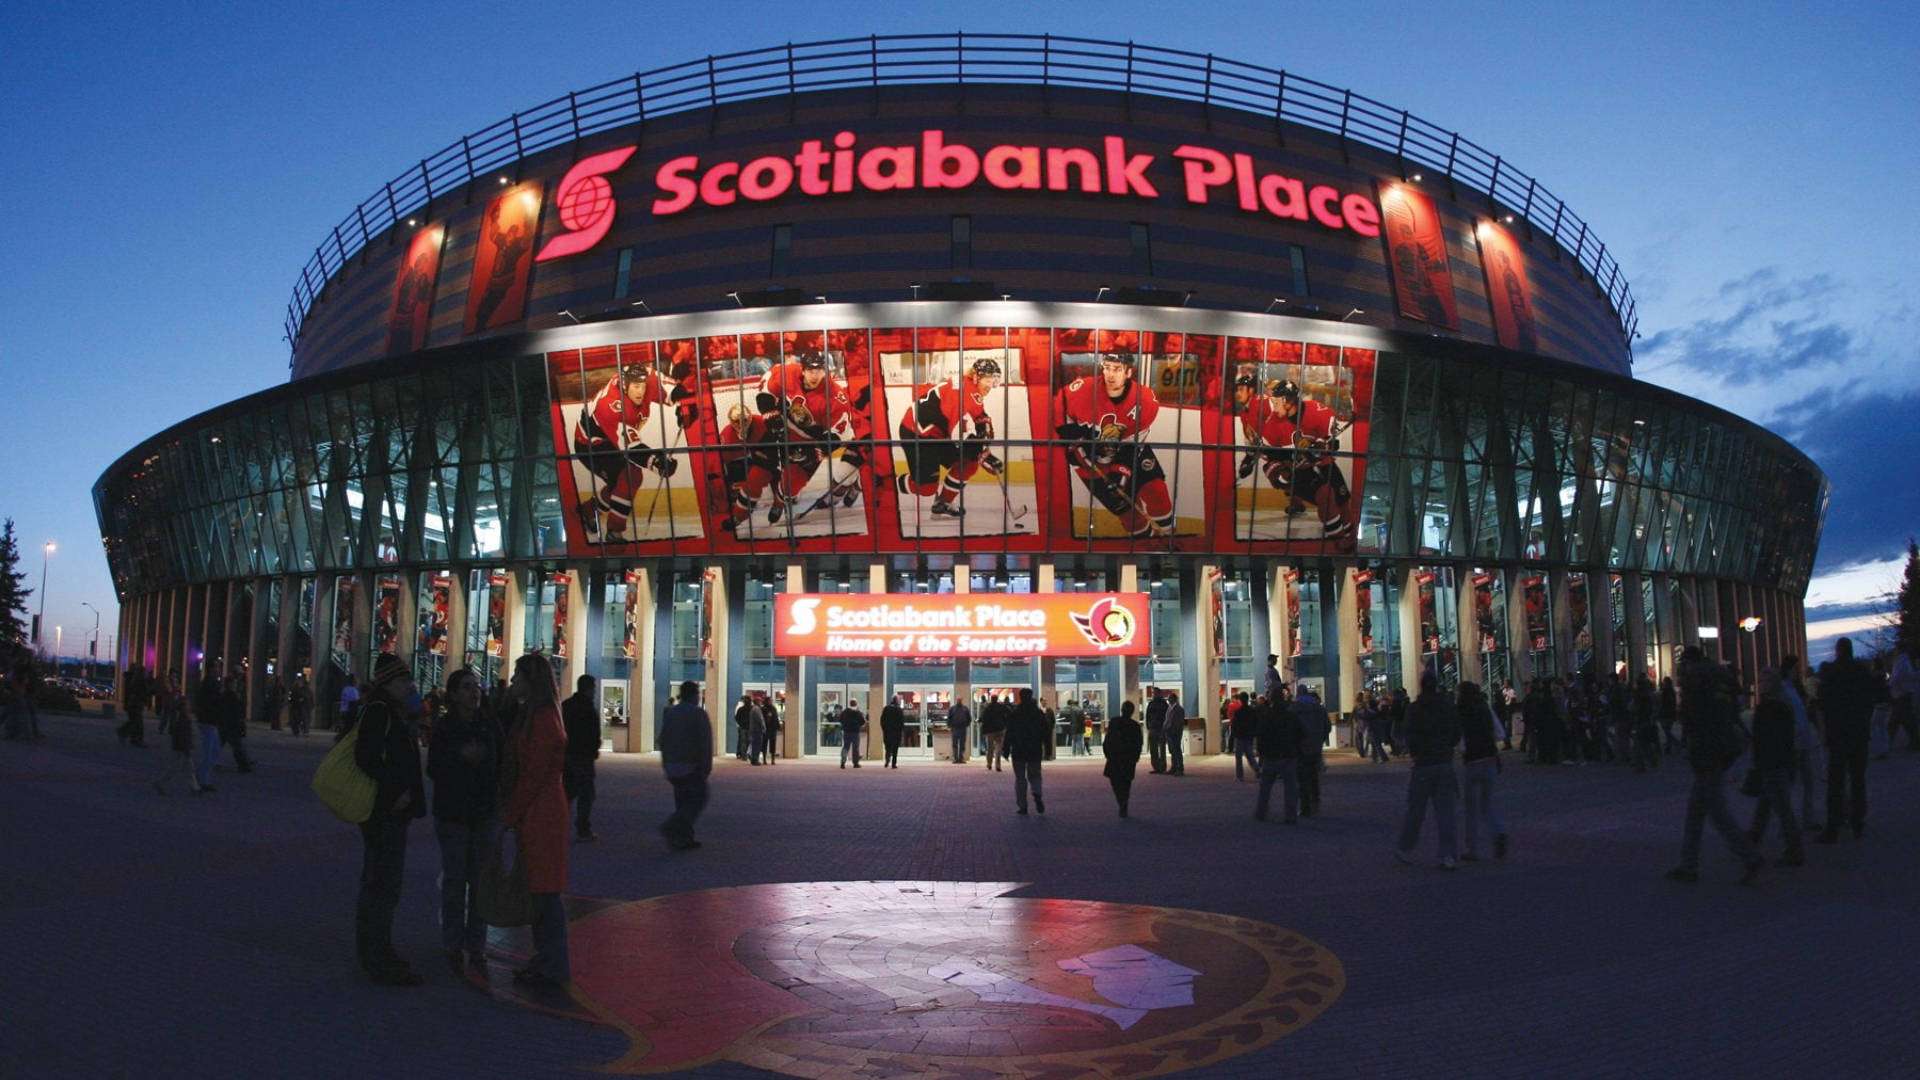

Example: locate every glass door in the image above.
[892,686,951,759]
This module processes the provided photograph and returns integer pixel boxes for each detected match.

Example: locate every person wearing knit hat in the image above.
[351,653,428,986]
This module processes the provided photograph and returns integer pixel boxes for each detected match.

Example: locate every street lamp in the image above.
[35,541,54,661]
[81,601,100,683]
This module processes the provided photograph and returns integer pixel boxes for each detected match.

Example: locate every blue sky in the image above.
[2,0,1914,664]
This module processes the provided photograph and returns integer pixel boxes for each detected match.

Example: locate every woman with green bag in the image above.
[352,653,428,986]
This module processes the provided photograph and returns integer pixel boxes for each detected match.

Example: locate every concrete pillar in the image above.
[247,577,271,723]
[1397,567,1422,695]
[1621,573,1648,681]
[782,563,804,760]
[1119,561,1141,708]
[501,569,526,664]
[1036,561,1056,709]
[1270,564,1292,681]
[1200,564,1224,747]
[442,571,468,676]
[625,566,655,754]
[1457,570,1483,687]
[867,560,887,761]
[1549,570,1574,680]
[1336,567,1363,713]
[562,568,588,690]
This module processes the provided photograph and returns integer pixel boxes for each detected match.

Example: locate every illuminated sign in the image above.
[538,129,1380,261]
[774,592,1151,658]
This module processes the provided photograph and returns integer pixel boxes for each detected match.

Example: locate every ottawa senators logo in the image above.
[786,399,815,428]
[479,882,1344,1079]
[1070,596,1138,651]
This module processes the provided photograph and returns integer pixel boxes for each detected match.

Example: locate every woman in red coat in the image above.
[504,653,571,986]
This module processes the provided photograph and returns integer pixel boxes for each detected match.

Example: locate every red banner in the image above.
[1380,184,1457,328]
[464,181,542,333]
[386,225,444,356]
[774,593,1150,658]
[1477,221,1538,353]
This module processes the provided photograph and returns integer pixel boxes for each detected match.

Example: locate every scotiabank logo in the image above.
[534,129,1380,261]
[535,146,639,262]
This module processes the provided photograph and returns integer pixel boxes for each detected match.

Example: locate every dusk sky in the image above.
[2,1,1914,664]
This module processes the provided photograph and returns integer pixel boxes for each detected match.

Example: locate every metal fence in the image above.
[285,33,1637,355]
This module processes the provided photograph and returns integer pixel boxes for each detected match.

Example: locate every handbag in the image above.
[311,724,377,823]
[477,828,536,927]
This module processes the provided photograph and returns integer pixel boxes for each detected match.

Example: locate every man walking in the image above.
[1007,688,1050,815]
[118,663,150,747]
[1253,695,1301,823]
[1394,672,1462,870]
[1665,646,1767,883]
[659,681,712,851]
[1164,691,1187,775]
[1144,690,1168,773]
[1292,685,1330,817]
[839,700,867,768]
[980,695,1008,771]
[562,674,601,841]
[947,696,973,764]
[1817,637,1880,843]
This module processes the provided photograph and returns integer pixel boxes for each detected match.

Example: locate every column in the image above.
[1397,567,1422,694]
[1317,564,1342,739]
[246,577,271,722]
[952,567,972,712]
[1335,567,1363,714]
[1457,571,1483,687]
[501,569,527,663]
[443,570,469,676]
[1269,564,1292,680]
[1590,575,1617,680]
[1036,561,1056,709]
[705,567,732,754]
[625,566,655,754]
[783,563,804,761]
[866,560,886,761]
[276,575,299,681]
[562,566,588,690]
[1549,570,1574,680]
[1119,561,1140,707]
[1621,572,1647,681]
[1199,564,1223,751]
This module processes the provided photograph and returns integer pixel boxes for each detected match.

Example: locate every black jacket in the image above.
[980,701,1010,734]
[1254,702,1301,760]
[562,691,600,762]
[1459,688,1500,762]
[1006,702,1050,761]
[1102,715,1143,778]
[1751,695,1795,772]
[354,698,426,821]
[1406,693,1460,767]
[427,706,502,824]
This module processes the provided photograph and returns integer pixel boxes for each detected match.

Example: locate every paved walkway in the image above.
[4,710,1918,1078]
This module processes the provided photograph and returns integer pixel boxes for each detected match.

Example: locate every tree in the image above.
[1897,537,1920,660]
[0,518,29,668]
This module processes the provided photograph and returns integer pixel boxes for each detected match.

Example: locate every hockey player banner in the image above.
[373,575,402,655]
[486,571,508,658]
[1417,571,1440,653]
[1354,569,1375,654]
[420,575,451,657]
[548,341,706,551]
[331,576,358,660]
[1477,221,1539,354]
[1473,571,1501,655]
[877,325,1044,541]
[774,592,1151,658]
[1379,184,1457,329]
[699,329,876,550]
[1568,573,1592,651]
[623,569,643,659]
[1522,575,1550,652]
[463,181,543,334]
[552,571,571,659]
[1216,340,1373,551]
[1049,328,1209,543]
[385,224,444,356]
[1284,569,1302,658]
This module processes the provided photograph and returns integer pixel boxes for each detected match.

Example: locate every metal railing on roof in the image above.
[285,33,1636,358]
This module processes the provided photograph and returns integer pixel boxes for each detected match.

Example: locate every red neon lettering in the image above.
[921,129,979,189]
[1104,136,1158,197]
[832,131,857,193]
[1308,185,1344,229]
[650,155,699,216]
[858,145,915,190]
[739,156,794,201]
[1232,153,1259,212]
[1046,146,1101,192]
[699,161,740,206]
[794,140,832,196]
[536,145,638,261]
[984,144,1041,189]
[1259,174,1307,219]
[1341,193,1381,237]
[1171,145,1231,204]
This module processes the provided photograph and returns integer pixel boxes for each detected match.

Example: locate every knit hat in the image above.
[372,653,410,688]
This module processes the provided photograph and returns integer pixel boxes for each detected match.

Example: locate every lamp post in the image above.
[35,541,54,662]
[81,601,100,684]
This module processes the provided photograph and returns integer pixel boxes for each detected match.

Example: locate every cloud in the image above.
[1635,269,1859,387]
[1804,554,1905,612]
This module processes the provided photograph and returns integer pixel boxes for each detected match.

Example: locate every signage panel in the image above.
[774,592,1151,658]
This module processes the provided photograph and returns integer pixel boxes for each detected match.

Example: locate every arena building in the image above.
[95,35,1826,757]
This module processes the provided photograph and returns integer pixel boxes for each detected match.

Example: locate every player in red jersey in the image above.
[573,362,695,542]
[754,351,867,524]
[1233,375,1354,539]
[1053,354,1175,537]
[715,403,785,533]
[896,356,1006,517]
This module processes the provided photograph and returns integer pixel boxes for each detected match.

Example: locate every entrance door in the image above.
[815,683,867,757]
[1057,686,1107,753]
[892,686,951,759]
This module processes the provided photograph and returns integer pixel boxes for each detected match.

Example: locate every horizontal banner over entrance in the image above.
[774,593,1151,658]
